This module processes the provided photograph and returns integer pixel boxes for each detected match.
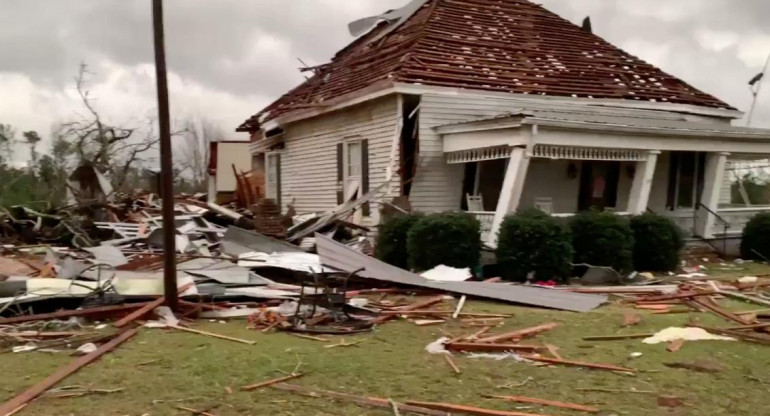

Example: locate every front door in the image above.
[578,161,620,211]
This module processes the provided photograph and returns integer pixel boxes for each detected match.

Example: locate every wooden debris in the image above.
[635,304,671,311]
[241,373,304,391]
[664,360,723,373]
[445,342,546,353]
[666,339,685,353]
[690,298,754,325]
[545,344,562,360]
[696,326,770,345]
[582,333,654,341]
[519,355,636,373]
[371,296,445,325]
[406,400,553,416]
[484,394,600,413]
[114,282,194,328]
[467,326,493,340]
[271,383,447,416]
[0,303,149,325]
[170,325,256,345]
[657,395,682,408]
[453,296,467,319]
[324,339,366,349]
[475,323,558,344]
[575,388,656,395]
[0,327,139,415]
[414,319,446,326]
[444,354,461,375]
[290,333,330,342]
[622,312,642,327]
[380,311,512,318]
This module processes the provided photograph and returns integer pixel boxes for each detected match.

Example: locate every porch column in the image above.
[488,146,530,246]
[627,150,660,214]
[696,151,730,238]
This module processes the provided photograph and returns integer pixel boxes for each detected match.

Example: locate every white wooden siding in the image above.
[412,93,541,212]
[278,95,400,222]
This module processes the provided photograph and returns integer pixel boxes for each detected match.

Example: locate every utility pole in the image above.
[152,0,178,310]
[747,51,770,127]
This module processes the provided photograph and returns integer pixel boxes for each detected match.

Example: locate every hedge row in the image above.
[376,209,686,281]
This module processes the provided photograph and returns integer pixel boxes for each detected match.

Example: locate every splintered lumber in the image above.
[371,296,445,325]
[725,322,770,331]
[380,311,511,318]
[441,354,461,375]
[0,327,139,415]
[519,355,635,373]
[446,342,546,353]
[635,305,671,311]
[697,326,770,345]
[575,388,656,395]
[453,296,467,319]
[0,303,149,325]
[545,344,562,360]
[290,333,330,342]
[170,325,256,345]
[638,290,716,302]
[691,298,755,325]
[467,326,493,340]
[241,373,304,391]
[406,400,553,416]
[666,339,685,353]
[582,333,655,341]
[271,383,447,416]
[475,323,559,344]
[484,394,600,413]
[114,282,195,328]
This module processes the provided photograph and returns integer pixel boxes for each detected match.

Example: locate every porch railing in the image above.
[468,211,495,242]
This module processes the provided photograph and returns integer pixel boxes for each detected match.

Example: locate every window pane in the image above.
[347,142,361,176]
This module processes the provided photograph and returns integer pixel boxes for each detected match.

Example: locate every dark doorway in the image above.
[578,161,620,211]
[400,95,420,197]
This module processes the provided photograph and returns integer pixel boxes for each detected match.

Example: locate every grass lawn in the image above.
[2,264,770,415]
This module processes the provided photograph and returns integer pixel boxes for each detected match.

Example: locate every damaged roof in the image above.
[238,0,733,132]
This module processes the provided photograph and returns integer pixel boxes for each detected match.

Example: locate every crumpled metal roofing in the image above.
[315,233,607,312]
[238,0,732,132]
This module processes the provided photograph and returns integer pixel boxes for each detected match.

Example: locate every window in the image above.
[265,153,280,201]
[668,152,704,210]
[344,141,362,199]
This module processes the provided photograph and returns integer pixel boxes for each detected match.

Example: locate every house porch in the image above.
[438,113,770,247]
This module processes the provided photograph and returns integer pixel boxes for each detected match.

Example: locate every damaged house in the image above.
[237,0,770,250]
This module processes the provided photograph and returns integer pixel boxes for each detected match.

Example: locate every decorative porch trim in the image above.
[531,144,645,161]
[446,146,513,164]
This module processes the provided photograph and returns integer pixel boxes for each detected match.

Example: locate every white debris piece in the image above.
[420,265,472,282]
[237,252,336,273]
[642,327,735,344]
[75,343,97,355]
[739,276,759,284]
[630,352,643,358]
[425,337,450,355]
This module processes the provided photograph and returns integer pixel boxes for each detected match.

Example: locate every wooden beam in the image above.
[371,296,445,325]
[475,323,558,344]
[0,327,139,415]
[0,303,149,325]
[519,355,635,373]
[691,298,754,325]
[484,394,600,413]
[582,333,655,341]
[170,325,256,345]
[406,400,553,416]
[446,342,546,353]
[444,355,461,374]
[241,373,304,391]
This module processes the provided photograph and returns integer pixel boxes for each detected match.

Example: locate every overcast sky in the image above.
[1,0,769,164]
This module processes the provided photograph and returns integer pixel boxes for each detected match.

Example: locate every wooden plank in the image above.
[0,303,148,325]
[475,323,558,344]
[667,339,685,353]
[637,290,716,302]
[519,355,636,373]
[380,311,511,318]
[271,383,447,416]
[171,325,256,345]
[484,394,600,413]
[406,400,553,416]
[0,327,139,415]
[114,282,195,328]
[696,326,770,346]
[371,296,445,325]
[444,355,461,374]
[241,373,304,391]
[582,333,655,341]
[691,298,755,325]
[446,342,546,353]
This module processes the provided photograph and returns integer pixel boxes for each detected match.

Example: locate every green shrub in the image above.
[406,212,481,271]
[375,214,422,269]
[630,213,684,272]
[741,212,770,261]
[496,209,573,282]
[570,210,634,273]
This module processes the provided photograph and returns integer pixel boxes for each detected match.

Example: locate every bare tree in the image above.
[176,117,223,192]
[59,63,161,190]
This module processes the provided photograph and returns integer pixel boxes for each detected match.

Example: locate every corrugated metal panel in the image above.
[315,233,606,312]
[279,96,400,217]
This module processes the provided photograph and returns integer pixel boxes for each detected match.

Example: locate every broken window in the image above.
[265,152,281,204]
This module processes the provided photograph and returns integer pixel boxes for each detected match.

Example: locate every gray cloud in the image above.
[0,0,769,159]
